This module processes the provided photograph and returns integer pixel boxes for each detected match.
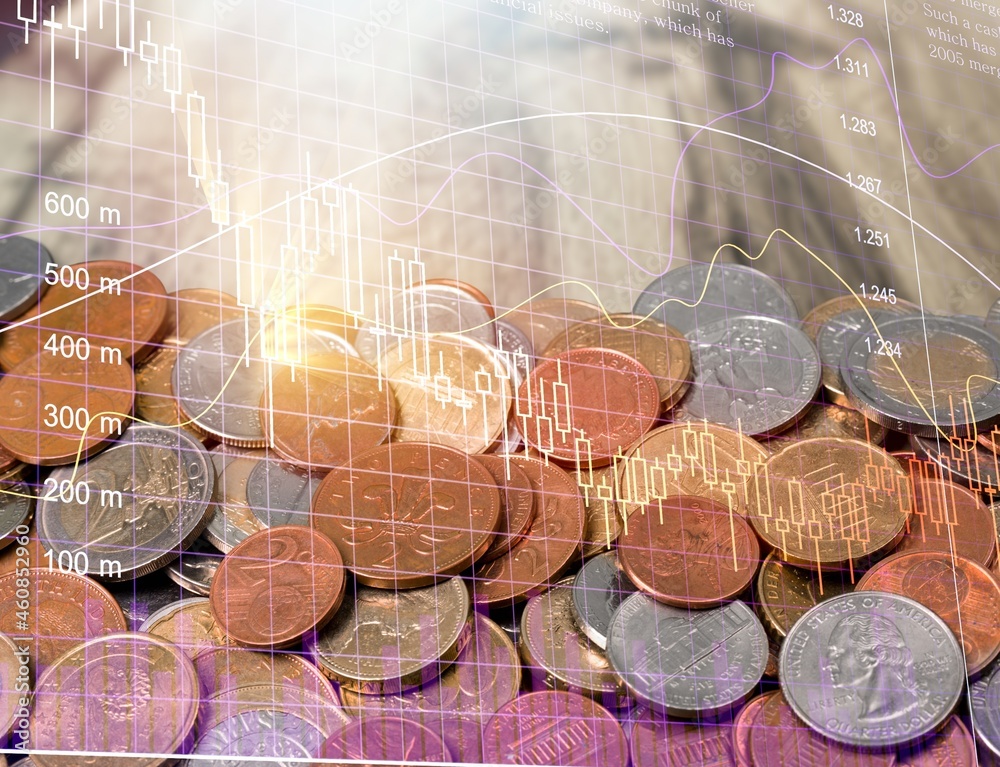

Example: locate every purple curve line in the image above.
[364,37,1000,278]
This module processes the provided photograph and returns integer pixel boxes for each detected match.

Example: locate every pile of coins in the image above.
[1,233,1000,765]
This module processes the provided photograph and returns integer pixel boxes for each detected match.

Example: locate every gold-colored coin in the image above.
[764,402,885,453]
[747,437,911,570]
[519,577,629,707]
[615,421,768,519]
[572,465,623,558]
[543,314,692,410]
[134,347,207,440]
[382,334,511,454]
[139,597,234,660]
[755,552,854,641]
[29,633,199,767]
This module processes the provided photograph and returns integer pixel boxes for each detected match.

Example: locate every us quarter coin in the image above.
[779,591,964,748]
[973,659,1000,759]
[37,425,214,581]
[606,594,767,718]
[674,316,820,435]
[633,262,799,336]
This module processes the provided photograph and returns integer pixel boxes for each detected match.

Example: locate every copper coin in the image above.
[894,476,996,567]
[29,632,199,767]
[747,437,912,570]
[0,517,44,575]
[0,352,134,466]
[765,402,887,452]
[630,714,738,767]
[750,692,895,767]
[979,424,1000,456]
[382,333,512,455]
[312,442,501,588]
[262,352,395,470]
[483,691,628,767]
[0,568,127,676]
[574,465,621,553]
[160,288,243,347]
[422,277,497,319]
[857,550,1000,676]
[193,646,337,702]
[504,297,601,354]
[209,525,345,648]
[475,454,536,563]
[617,421,769,519]
[544,313,693,410]
[575,465,623,558]
[756,551,854,640]
[618,495,760,608]
[517,347,660,467]
[471,455,585,607]
[320,716,453,765]
[897,716,975,766]
[0,259,168,371]
[733,693,778,767]
[284,303,361,344]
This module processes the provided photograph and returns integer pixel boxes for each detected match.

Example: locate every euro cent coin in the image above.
[209,525,345,649]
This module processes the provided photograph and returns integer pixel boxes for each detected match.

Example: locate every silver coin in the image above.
[632,263,799,337]
[166,539,222,597]
[606,594,766,717]
[780,591,964,748]
[816,306,914,402]
[245,457,321,528]
[174,320,333,447]
[354,284,496,363]
[305,577,471,694]
[490,601,525,647]
[842,314,1000,436]
[572,551,638,650]
[673,316,820,436]
[972,659,1000,758]
[180,709,329,766]
[520,576,629,707]
[496,318,534,381]
[202,444,267,553]
[910,433,1000,495]
[487,345,523,454]
[986,299,1000,338]
[0,481,33,551]
[37,425,213,581]
[0,235,52,322]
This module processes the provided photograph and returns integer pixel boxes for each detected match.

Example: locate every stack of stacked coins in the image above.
[2,233,1000,765]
